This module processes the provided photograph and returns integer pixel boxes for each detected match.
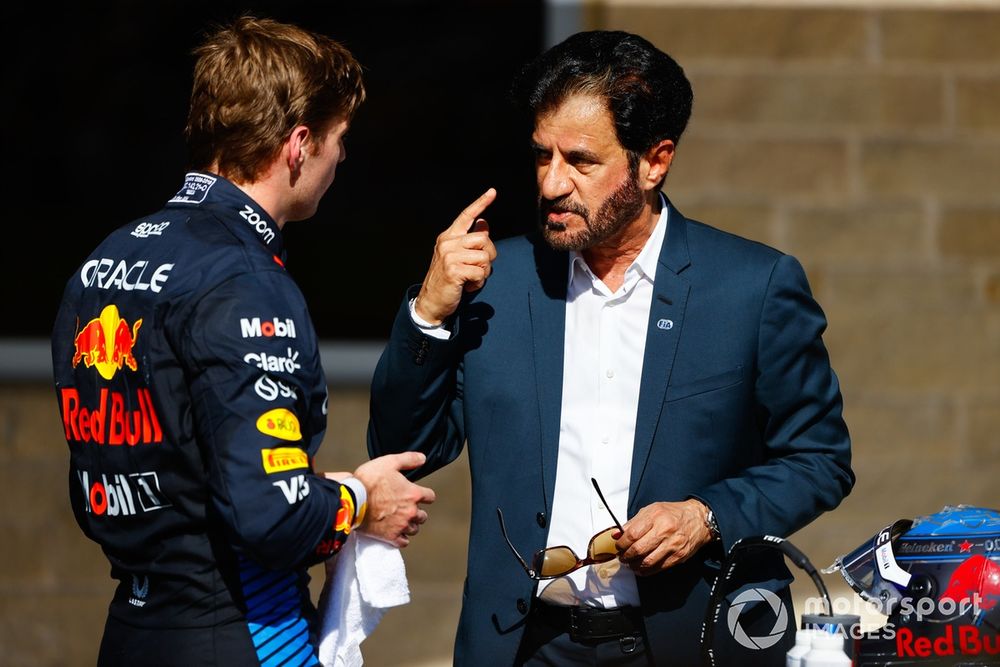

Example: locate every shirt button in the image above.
[606,369,615,378]
[602,435,610,444]
[517,598,529,614]
[536,512,547,528]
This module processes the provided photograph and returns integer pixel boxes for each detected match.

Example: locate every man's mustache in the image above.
[539,196,589,221]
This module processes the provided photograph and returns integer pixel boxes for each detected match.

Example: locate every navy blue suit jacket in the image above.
[368,203,854,665]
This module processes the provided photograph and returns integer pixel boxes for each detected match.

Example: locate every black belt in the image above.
[532,599,644,643]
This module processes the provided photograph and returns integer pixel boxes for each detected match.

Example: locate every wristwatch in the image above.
[704,507,721,542]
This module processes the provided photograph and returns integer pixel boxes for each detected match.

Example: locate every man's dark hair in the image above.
[513,31,693,170]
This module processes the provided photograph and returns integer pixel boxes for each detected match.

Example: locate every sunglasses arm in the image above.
[496,507,537,578]
[590,477,625,532]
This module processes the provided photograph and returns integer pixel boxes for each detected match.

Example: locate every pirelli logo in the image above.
[261,447,309,474]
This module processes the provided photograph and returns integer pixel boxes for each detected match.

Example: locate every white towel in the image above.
[318,533,410,667]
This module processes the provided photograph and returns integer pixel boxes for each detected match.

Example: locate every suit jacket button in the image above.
[517,598,528,614]
[536,512,546,528]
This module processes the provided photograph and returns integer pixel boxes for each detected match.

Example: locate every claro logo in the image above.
[244,348,300,374]
[61,387,163,445]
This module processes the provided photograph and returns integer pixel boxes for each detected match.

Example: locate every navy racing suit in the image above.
[52,172,365,666]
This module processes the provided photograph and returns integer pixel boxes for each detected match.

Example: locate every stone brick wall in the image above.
[3,4,998,666]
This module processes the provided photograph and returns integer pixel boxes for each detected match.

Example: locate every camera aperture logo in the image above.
[727,587,789,650]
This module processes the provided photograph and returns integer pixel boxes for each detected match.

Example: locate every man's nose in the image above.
[538,158,572,200]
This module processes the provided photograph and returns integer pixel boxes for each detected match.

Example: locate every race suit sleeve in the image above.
[181,271,364,570]
[690,254,855,550]
[367,286,466,479]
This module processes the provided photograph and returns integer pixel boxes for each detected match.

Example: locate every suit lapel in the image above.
[528,239,568,511]
[629,206,691,515]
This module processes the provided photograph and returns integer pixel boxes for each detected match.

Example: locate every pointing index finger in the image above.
[448,188,497,236]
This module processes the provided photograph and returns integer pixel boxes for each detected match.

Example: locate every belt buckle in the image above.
[567,607,620,642]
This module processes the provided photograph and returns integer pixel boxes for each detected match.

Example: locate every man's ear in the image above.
[286,125,312,172]
[638,139,675,191]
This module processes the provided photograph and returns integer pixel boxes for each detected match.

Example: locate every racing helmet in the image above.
[825,505,1000,627]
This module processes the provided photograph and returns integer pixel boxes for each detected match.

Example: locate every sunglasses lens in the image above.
[588,527,619,562]
[535,546,579,577]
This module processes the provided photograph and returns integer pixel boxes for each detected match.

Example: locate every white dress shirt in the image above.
[410,197,669,609]
[536,198,668,608]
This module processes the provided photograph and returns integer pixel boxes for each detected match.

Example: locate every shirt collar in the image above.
[165,171,285,259]
[567,192,670,291]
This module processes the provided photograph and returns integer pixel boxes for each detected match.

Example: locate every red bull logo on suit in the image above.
[60,387,163,445]
[72,304,143,380]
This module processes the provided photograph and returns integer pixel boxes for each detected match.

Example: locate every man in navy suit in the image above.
[369,31,853,666]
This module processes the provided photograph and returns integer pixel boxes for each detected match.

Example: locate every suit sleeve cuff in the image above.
[408,298,451,340]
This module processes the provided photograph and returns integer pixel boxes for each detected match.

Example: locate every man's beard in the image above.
[537,172,645,252]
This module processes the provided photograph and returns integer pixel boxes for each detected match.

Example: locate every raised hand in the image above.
[413,188,498,325]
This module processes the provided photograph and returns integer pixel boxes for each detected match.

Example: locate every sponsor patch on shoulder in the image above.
[261,447,309,474]
[256,408,302,441]
[131,221,170,238]
[168,173,217,204]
